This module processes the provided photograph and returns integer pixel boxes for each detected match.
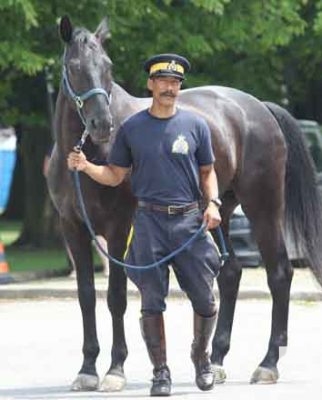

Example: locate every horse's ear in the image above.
[59,15,73,43]
[94,17,111,43]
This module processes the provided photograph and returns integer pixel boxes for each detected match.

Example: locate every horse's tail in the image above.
[264,101,322,286]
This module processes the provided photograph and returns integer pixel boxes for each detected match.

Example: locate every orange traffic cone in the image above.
[0,240,13,284]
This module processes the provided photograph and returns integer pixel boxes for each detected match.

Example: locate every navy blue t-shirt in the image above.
[108,108,215,204]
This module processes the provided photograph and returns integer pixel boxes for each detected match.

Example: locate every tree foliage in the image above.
[1,0,321,116]
[0,0,321,246]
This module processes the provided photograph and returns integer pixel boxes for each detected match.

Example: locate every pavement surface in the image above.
[0,266,321,301]
[1,267,322,399]
[1,296,322,399]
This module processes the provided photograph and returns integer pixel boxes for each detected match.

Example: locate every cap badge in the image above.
[167,60,178,71]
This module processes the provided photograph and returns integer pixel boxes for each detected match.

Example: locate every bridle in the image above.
[62,62,113,148]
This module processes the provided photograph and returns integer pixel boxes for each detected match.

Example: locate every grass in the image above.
[5,248,69,273]
[0,219,68,274]
[1,218,104,274]
[0,219,22,245]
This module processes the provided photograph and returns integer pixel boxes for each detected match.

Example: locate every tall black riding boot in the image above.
[140,313,171,397]
[191,312,217,391]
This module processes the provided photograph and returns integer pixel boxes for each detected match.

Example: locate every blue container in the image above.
[0,127,17,214]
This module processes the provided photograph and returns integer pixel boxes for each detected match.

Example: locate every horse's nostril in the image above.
[91,119,97,129]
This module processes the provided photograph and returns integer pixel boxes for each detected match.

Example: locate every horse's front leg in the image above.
[62,218,100,391]
[100,232,128,392]
[211,243,242,384]
[250,222,293,384]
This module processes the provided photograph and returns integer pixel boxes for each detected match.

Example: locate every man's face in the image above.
[147,76,182,106]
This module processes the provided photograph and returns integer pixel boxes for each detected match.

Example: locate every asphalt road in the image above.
[0,296,322,399]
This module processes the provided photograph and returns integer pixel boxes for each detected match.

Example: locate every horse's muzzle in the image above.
[86,114,114,142]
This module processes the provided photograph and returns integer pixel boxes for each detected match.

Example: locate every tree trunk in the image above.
[13,124,61,248]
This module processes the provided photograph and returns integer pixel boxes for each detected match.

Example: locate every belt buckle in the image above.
[168,205,178,215]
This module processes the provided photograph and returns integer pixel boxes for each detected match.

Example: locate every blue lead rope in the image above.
[73,169,229,270]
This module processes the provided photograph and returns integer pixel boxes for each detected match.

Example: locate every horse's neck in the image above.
[110,82,151,125]
[55,89,85,154]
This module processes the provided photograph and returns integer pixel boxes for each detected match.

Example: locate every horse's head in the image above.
[60,15,114,144]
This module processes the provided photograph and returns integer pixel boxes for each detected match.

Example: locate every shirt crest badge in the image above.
[172,135,189,154]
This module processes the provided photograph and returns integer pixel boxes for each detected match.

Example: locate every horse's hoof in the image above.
[70,373,99,391]
[250,366,279,384]
[100,373,126,392]
[213,364,227,384]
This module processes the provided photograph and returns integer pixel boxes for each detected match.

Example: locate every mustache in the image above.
[160,91,176,98]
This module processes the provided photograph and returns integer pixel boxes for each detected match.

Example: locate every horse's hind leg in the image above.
[61,219,100,391]
[100,231,128,392]
[212,252,243,383]
[210,199,243,383]
[250,214,293,384]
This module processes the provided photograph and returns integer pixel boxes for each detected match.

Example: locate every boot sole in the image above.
[151,390,171,396]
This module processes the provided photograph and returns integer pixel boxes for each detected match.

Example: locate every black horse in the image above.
[47,16,322,391]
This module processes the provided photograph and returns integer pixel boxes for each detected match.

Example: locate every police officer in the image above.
[68,53,222,396]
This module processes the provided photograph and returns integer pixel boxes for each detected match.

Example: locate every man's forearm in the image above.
[200,166,219,202]
[67,150,128,186]
[84,162,124,186]
[200,165,222,229]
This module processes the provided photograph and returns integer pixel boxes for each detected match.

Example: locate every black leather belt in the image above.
[138,200,199,215]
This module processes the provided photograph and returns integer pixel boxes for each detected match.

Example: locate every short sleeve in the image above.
[195,118,215,165]
[108,126,132,168]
